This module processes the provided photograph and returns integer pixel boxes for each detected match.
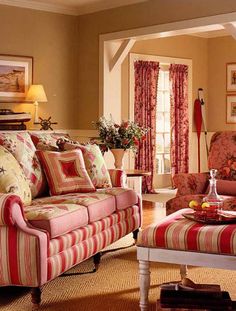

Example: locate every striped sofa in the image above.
[0,131,142,309]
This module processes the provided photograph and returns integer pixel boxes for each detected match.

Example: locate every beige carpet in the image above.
[1,235,236,311]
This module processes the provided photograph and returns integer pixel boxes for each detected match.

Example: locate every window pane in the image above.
[156,133,164,153]
[164,154,171,174]
[156,154,164,174]
[164,133,170,153]
[164,112,170,133]
[164,92,170,112]
[164,71,169,89]
[158,71,164,90]
[157,92,164,111]
[156,113,164,133]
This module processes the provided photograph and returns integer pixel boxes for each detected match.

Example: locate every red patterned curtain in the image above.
[169,64,189,176]
[134,61,160,193]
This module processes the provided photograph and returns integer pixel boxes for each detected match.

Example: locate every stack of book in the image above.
[159,278,235,310]
[0,109,31,130]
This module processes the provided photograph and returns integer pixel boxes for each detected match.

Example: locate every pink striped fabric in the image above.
[49,205,140,256]
[47,206,140,280]
[0,194,24,226]
[138,208,236,255]
[108,169,127,187]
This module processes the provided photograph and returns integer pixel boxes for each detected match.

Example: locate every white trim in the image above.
[110,39,136,71]
[0,0,78,15]
[224,22,236,40]
[100,12,236,42]
[0,0,147,16]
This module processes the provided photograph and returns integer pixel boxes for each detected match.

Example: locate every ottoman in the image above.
[137,208,236,311]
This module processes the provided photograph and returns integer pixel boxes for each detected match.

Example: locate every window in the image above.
[156,67,171,174]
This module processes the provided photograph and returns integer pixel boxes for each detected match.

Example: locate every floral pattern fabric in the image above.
[0,132,46,198]
[63,143,112,188]
[30,132,68,151]
[167,131,236,215]
[173,172,209,197]
[0,146,31,205]
[169,64,189,176]
[134,60,160,193]
[208,131,236,180]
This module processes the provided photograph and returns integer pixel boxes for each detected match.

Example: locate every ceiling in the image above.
[0,0,148,15]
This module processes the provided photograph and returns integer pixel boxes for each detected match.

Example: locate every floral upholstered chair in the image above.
[166,131,236,215]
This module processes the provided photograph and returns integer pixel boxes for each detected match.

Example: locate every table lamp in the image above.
[26,84,47,123]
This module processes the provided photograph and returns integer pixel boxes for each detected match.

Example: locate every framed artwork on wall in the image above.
[226,94,236,123]
[0,54,33,102]
[226,63,236,92]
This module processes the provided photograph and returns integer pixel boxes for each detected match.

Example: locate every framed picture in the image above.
[0,54,33,102]
[226,63,236,92]
[226,94,236,123]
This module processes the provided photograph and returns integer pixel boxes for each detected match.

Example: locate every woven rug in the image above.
[1,235,236,311]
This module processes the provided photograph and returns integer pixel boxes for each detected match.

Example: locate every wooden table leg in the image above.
[139,260,150,311]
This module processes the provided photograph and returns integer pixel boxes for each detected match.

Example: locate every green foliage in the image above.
[93,116,148,152]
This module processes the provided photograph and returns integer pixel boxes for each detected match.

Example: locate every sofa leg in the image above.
[31,287,42,310]
[133,228,139,242]
[93,252,101,271]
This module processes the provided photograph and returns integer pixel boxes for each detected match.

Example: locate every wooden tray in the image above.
[183,213,236,225]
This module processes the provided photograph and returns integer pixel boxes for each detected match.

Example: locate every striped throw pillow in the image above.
[37,149,95,195]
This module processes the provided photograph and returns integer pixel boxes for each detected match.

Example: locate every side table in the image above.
[125,170,151,195]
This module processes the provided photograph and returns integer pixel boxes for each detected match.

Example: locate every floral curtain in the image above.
[169,64,189,176]
[134,60,160,193]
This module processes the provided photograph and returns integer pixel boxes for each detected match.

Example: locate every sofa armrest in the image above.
[0,193,48,287]
[108,169,127,187]
[173,172,209,196]
[0,193,25,226]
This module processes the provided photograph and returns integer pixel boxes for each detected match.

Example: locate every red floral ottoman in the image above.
[137,208,236,311]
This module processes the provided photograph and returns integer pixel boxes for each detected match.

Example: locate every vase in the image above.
[110,149,126,169]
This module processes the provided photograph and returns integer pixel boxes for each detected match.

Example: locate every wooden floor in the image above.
[142,200,166,228]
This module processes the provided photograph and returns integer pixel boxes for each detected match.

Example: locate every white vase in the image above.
[110,149,126,169]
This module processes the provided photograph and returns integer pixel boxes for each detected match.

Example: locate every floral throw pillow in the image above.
[0,146,31,205]
[59,140,112,188]
[78,144,112,188]
[36,149,96,195]
[30,132,69,151]
[0,132,46,198]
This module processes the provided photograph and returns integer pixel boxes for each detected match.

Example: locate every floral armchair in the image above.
[166,131,236,215]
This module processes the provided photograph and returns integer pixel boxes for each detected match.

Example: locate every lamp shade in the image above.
[26,85,47,103]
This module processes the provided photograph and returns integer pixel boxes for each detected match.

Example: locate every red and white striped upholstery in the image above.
[0,192,141,288]
[138,208,236,255]
[47,205,140,280]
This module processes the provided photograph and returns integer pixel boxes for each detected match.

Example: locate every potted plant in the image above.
[94,116,148,169]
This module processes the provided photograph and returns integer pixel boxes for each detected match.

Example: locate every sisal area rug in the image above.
[1,235,236,311]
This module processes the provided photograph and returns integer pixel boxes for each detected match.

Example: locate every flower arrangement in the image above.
[93,116,148,152]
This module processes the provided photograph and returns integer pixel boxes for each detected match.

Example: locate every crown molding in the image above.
[0,0,147,16]
[0,0,78,16]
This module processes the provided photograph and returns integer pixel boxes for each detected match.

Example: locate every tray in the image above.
[183,213,236,225]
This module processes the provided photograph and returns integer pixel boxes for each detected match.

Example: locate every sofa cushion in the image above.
[32,192,116,223]
[0,132,46,198]
[24,203,88,238]
[30,132,68,151]
[208,179,236,196]
[37,149,95,195]
[98,188,138,210]
[59,141,112,189]
[0,145,32,205]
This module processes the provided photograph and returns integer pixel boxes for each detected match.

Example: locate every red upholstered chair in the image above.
[166,131,236,215]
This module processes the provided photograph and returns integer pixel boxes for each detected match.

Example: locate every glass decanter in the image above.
[202,169,222,218]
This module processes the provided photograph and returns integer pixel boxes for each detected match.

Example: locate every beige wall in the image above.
[208,36,236,131]
[77,0,236,129]
[0,5,77,129]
